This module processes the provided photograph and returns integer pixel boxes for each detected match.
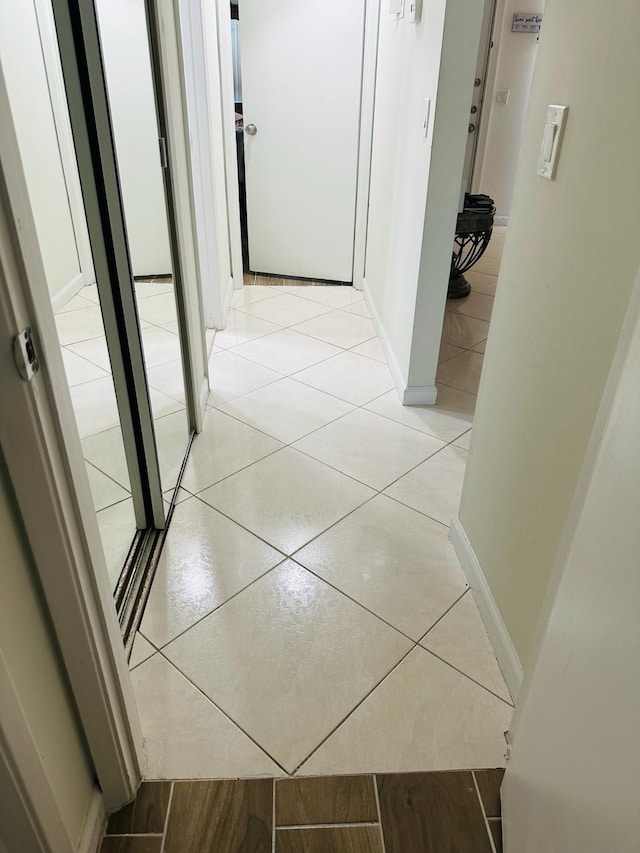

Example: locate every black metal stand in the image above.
[448,208,495,299]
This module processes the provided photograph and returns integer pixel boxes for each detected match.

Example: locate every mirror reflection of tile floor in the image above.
[54,278,206,589]
[126,230,512,781]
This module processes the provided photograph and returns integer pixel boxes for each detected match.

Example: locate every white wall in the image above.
[474,0,544,219]
[96,0,172,277]
[457,0,640,668]
[0,456,97,850]
[0,0,82,308]
[364,0,483,403]
[502,269,640,853]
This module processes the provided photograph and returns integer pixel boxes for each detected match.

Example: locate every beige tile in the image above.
[233,329,342,375]
[439,342,464,364]
[293,350,394,406]
[95,497,136,588]
[472,254,502,276]
[292,286,364,309]
[54,305,105,345]
[453,429,472,450]
[293,310,375,349]
[61,348,108,387]
[420,592,512,704]
[214,309,281,349]
[137,292,179,326]
[350,338,387,363]
[180,408,282,494]
[471,339,487,354]
[340,300,370,318]
[464,269,498,292]
[448,292,494,323]
[207,350,282,406]
[295,495,467,640]
[231,284,277,308]
[480,283,497,297]
[293,409,445,490]
[130,634,156,669]
[198,447,375,555]
[133,280,173,299]
[441,313,490,349]
[437,350,485,396]
[140,498,282,648]
[78,283,100,303]
[364,385,475,444]
[297,647,512,776]
[147,359,187,405]
[138,326,182,368]
[131,655,284,778]
[218,378,354,444]
[384,445,468,526]
[238,293,333,325]
[56,293,95,314]
[86,462,130,512]
[69,376,122,438]
[163,561,411,772]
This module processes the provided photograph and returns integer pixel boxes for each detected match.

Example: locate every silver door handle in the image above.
[245,123,257,136]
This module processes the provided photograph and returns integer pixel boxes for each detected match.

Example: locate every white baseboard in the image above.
[402,385,438,405]
[493,216,509,227]
[450,517,523,701]
[51,272,84,313]
[78,787,105,853]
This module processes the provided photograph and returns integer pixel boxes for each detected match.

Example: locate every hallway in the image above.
[128,231,511,780]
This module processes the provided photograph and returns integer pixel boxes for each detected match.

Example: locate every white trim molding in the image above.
[450,517,523,701]
[362,277,437,406]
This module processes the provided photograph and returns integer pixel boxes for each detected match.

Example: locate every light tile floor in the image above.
[130,229,512,780]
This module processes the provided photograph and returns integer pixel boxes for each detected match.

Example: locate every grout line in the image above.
[472,771,498,853]
[292,641,419,776]
[155,650,290,776]
[373,775,387,853]
[159,780,174,853]
[272,778,276,853]
[419,646,514,708]
[277,822,380,830]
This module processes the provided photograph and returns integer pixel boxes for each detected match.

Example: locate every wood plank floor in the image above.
[100,769,504,852]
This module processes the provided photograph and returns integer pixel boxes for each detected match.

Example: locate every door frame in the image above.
[0,60,141,811]
[195,0,380,304]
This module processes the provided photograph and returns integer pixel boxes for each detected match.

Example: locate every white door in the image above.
[501,280,640,851]
[239,0,366,282]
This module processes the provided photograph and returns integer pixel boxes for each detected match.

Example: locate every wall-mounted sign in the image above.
[512,13,542,33]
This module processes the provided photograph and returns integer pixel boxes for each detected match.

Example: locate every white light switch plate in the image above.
[389,0,404,16]
[538,105,568,180]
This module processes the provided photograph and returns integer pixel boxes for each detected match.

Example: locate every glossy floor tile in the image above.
[163,560,412,772]
[123,237,508,782]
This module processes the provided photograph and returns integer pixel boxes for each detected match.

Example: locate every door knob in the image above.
[245,123,257,136]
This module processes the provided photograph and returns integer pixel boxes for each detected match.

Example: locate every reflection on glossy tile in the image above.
[67,335,111,370]
[218,378,353,444]
[140,498,281,647]
[292,286,363,309]
[441,313,489,349]
[231,284,278,308]
[198,448,374,555]
[437,350,485,396]
[131,655,283,778]
[214,309,280,349]
[233,328,342,375]
[350,337,387,363]
[364,385,475,443]
[293,351,394,406]
[164,561,411,772]
[420,592,511,704]
[146,359,187,405]
[207,350,281,406]
[448,293,494,323]
[130,634,156,669]
[293,409,445,490]
[238,293,333,325]
[295,495,467,640]
[298,648,512,776]
[180,408,282,494]
[137,292,179,326]
[61,348,108,387]
[134,280,173,299]
[55,305,105,345]
[69,376,122,439]
[385,445,467,526]
[86,463,129,512]
[293,310,375,349]
[96,497,135,587]
[57,293,95,313]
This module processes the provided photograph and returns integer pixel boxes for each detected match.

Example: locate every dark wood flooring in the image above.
[100,769,504,853]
